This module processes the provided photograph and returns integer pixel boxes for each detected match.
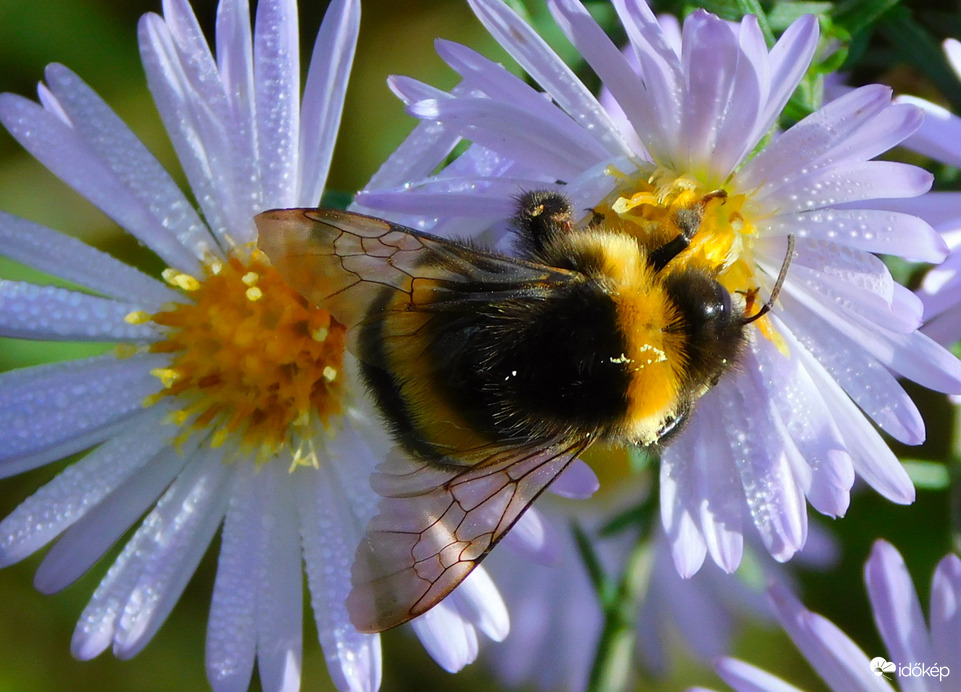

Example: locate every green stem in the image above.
[950,405,961,555]
[584,532,655,692]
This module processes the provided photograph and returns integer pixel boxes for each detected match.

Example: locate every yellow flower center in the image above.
[598,168,785,350]
[127,247,346,466]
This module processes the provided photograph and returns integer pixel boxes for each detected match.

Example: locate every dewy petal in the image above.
[214,0,259,214]
[467,0,631,160]
[208,462,303,692]
[298,0,359,206]
[71,445,230,660]
[41,63,215,262]
[865,540,937,678]
[0,282,159,342]
[738,85,902,193]
[780,292,927,445]
[34,438,195,595]
[0,92,201,272]
[404,95,607,181]
[610,0,685,163]
[715,657,807,692]
[930,553,961,682]
[758,160,932,215]
[114,451,233,659]
[0,406,168,567]
[0,212,177,306]
[0,354,167,473]
[722,364,806,562]
[768,582,882,692]
[760,208,946,263]
[138,13,243,246]
[546,0,651,159]
[753,337,853,519]
[254,0,299,208]
[296,460,381,692]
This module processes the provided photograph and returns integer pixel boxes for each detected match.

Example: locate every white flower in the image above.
[354,0,961,576]
[0,0,509,689]
[715,539,961,692]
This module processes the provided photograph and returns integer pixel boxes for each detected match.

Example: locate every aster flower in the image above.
[714,539,961,691]
[481,486,837,689]
[0,0,512,689]
[354,0,961,576]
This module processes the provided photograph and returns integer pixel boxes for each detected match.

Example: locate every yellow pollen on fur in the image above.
[600,169,786,353]
[138,248,346,463]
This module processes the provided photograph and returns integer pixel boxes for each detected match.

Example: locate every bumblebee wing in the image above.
[255,208,574,330]
[346,435,590,633]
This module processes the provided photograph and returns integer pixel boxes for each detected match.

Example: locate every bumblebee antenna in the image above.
[743,234,795,325]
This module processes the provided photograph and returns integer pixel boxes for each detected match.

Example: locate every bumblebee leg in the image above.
[512,190,574,260]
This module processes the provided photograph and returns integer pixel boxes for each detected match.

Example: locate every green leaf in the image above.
[902,460,952,490]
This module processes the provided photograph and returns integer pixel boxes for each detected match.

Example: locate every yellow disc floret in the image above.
[138,247,346,465]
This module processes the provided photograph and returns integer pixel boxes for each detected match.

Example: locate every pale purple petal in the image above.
[214,0,259,206]
[41,63,215,262]
[0,406,168,567]
[865,539,936,692]
[779,292,928,444]
[545,0,649,158]
[34,437,194,595]
[930,553,961,683]
[760,208,946,263]
[897,96,961,168]
[0,283,159,342]
[113,452,233,658]
[501,506,561,565]
[758,161,932,214]
[548,458,599,499]
[753,337,853,518]
[0,212,177,306]
[409,602,479,673]
[0,92,202,272]
[403,95,606,181]
[138,13,242,244]
[660,443,708,577]
[71,446,230,659]
[255,466,304,692]
[715,657,808,692]
[297,461,381,692]
[254,0,299,208]
[739,85,903,193]
[721,366,806,561]
[449,565,509,642]
[466,0,631,160]
[756,13,819,135]
[298,0,359,206]
[610,0,684,163]
[676,396,744,572]
[0,354,166,472]
[769,582,880,691]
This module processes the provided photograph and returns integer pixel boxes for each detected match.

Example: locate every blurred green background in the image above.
[0,0,960,690]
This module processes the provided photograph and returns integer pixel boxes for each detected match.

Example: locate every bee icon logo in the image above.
[870,657,896,678]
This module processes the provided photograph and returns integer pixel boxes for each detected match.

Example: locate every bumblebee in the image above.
[256,190,789,633]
